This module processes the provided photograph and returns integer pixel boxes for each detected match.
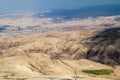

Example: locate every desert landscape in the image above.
[0,15,120,80]
[0,1,120,80]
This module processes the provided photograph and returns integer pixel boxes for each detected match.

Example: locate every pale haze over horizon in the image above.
[0,0,120,13]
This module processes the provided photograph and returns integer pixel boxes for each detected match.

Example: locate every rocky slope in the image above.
[0,29,93,58]
[0,29,120,80]
[0,53,117,80]
[0,28,120,65]
[86,28,120,65]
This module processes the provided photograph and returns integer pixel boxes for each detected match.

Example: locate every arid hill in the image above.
[86,28,120,65]
[0,53,117,80]
[0,28,120,80]
[0,28,120,65]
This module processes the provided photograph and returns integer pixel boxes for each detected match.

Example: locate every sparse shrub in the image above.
[82,69,114,75]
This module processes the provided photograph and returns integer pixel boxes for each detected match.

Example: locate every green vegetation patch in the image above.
[82,69,113,75]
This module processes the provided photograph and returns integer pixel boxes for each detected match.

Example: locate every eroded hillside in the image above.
[0,29,120,80]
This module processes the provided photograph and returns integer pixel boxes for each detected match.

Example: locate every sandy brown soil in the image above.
[0,29,119,80]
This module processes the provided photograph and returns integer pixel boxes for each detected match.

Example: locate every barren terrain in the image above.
[0,15,120,80]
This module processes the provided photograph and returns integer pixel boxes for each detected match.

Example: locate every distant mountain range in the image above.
[35,4,120,19]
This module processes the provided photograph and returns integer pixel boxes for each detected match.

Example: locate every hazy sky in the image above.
[0,0,120,13]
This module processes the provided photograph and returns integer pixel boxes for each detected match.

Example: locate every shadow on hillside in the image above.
[86,27,120,65]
